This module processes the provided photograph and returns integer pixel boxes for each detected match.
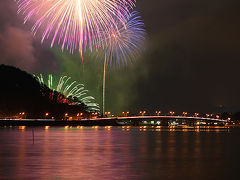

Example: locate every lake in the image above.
[0,126,239,179]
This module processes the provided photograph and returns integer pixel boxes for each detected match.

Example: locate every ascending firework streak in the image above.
[15,0,136,56]
[101,11,146,114]
[35,74,100,112]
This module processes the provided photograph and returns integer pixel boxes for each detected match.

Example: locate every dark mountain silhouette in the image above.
[0,64,89,119]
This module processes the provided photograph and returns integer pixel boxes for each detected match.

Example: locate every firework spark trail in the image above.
[35,74,100,112]
[15,0,136,54]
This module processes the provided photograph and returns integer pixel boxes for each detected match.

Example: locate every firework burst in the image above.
[15,0,136,54]
[100,11,146,66]
[35,74,100,112]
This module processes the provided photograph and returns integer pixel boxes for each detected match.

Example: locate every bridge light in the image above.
[65,113,68,117]
[139,111,145,116]
[105,112,111,116]
[170,111,175,116]
[122,111,129,117]
[156,111,161,116]
[45,113,49,116]
[77,113,83,116]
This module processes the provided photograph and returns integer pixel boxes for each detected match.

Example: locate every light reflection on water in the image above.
[0,126,239,180]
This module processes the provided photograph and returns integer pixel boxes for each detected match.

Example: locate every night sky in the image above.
[0,0,240,114]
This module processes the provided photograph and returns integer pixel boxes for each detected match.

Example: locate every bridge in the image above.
[87,115,228,126]
[0,115,228,126]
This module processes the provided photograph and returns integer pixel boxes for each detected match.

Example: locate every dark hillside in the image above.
[0,64,88,119]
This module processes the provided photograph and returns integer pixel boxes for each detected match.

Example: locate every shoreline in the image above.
[0,120,238,128]
[0,119,119,126]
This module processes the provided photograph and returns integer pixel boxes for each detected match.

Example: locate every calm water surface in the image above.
[0,126,240,180]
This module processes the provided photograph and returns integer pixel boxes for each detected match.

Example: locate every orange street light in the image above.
[155,111,161,116]
[140,111,146,116]
[139,111,146,116]
[104,112,111,116]
[170,111,175,116]
[122,111,130,117]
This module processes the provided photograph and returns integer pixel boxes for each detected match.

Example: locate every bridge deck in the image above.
[85,116,227,122]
